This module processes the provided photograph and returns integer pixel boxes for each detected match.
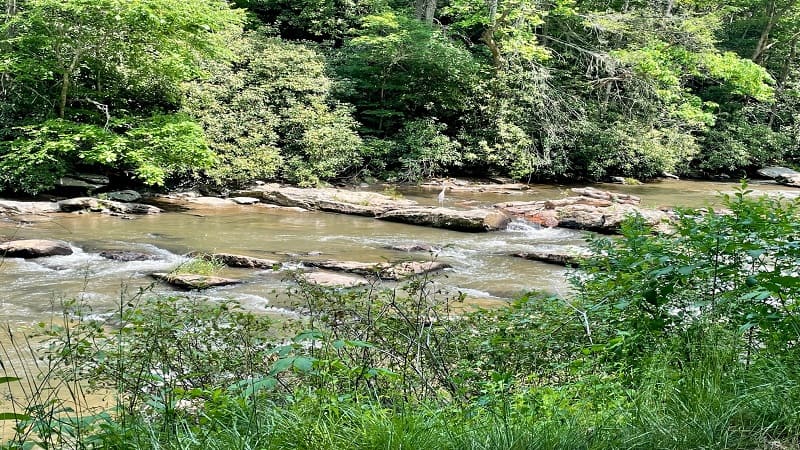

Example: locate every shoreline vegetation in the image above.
[0,184,798,449]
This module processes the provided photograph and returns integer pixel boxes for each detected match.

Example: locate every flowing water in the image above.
[0,180,793,327]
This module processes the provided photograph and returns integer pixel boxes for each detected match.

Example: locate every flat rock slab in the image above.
[58,197,161,214]
[191,252,281,270]
[377,207,510,232]
[757,166,800,187]
[0,200,60,215]
[99,250,159,261]
[151,273,241,290]
[0,239,73,258]
[233,184,417,217]
[104,190,142,202]
[513,246,591,266]
[304,259,450,280]
[299,271,369,288]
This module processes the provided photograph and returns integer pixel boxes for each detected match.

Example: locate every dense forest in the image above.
[1,0,799,193]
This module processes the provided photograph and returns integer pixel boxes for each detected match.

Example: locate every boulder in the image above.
[99,250,159,261]
[191,252,281,269]
[151,272,241,290]
[104,190,142,202]
[377,207,509,232]
[58,197,161,215]
[303,259,450,280]
[513,245,591,266]
[54,177,103,193]
[0,239,73,258]
[298,271,369,288]
[758,166,800,187]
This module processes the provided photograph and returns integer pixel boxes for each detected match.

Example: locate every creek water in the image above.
[0,180,793,327]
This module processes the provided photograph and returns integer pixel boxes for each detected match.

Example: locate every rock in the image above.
[231,197,260,205]
[0,200,60,215]
[381,261,450,280]
[57,197,161,215]
[377,207,509,232]
[304,259,450,280]
[513,245,591,266]
[386,243,440,253]
[661,172,680,180]
[610,176,626,184]
[757,167,800,187]
[757,166,800,180]
[151,273,241,290]
[104,190,142,202]
[191,252,281,269]
[232,184,416,216]
[54,177,103,192]
[496,187,668,234]
[188,197,236,206]
[0,239,73,258]
[73,173,110,185]
[298,271,369,288]
[99,250,159,261]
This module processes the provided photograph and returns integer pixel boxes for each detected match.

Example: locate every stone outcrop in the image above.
[0,239,73,258]
[758,166,800,187]
[58,197,161,215]
[233,184,416,216]
[496,187,670,234]
[151,272,241,290]
[191,252,281,270]
[304,259,450,280]
[377,207,510,232]
[513,245,591,266]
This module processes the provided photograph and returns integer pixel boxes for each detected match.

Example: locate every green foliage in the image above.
[578,183,800,366]
[397,119,462,181]
[0,115,213,193]
[184,32,362,187]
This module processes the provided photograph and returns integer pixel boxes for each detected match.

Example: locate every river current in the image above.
[0,180,793,326]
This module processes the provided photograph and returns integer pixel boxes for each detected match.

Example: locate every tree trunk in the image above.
[414,0,436,24]
[665,0,674,16]
[58,70,69,118]
[768,36,798,127]
[752,0,778,62]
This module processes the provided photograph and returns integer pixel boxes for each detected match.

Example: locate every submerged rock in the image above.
[151,272,241,290]
[99,250,159,262]
[385,243,441,253]
[0,239,73,258]
[513,245,591,266]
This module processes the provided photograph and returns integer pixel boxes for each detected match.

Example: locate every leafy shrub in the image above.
[0,115,213,194]
[397,118,461,182]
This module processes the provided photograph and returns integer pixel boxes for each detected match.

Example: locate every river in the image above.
[0,180,793,327]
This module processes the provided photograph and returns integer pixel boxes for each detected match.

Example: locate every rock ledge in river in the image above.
[304,259,450,280]
[191,252,281,270]
[0,239,73,258]
[513,245,591,266]
[757,166,800,187]
[151,273,241,290]
[58,197,161,215]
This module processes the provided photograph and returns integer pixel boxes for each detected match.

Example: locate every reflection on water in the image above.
[0,179,792,324]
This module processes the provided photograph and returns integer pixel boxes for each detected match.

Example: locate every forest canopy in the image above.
[1,0,799,192]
